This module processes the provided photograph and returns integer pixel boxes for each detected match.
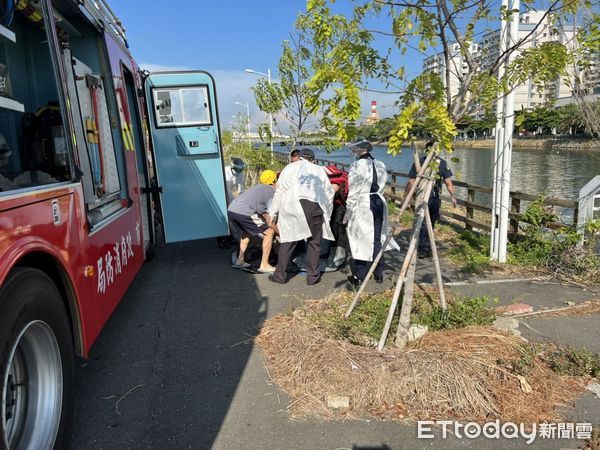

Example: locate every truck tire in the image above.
[0,267,74,450]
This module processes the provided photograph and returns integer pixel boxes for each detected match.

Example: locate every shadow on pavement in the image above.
[68,239,266,449]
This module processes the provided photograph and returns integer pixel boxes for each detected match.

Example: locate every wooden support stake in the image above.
[412,145,446,310]
[425,207,447,311]
[395,225,417,349]
[344,151,437,319]
[377,178,434,352]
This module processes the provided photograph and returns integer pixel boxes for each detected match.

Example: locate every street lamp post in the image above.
[234,101,251,147]
[245,68,274,156]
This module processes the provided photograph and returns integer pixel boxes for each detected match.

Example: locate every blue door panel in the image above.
[145,71,228,243]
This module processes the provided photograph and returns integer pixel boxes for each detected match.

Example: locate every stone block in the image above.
[326,395,350,410]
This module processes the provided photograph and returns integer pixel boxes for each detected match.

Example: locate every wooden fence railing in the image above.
[274,153,579,233]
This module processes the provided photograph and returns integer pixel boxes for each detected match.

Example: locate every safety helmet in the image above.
[231,157,245,172]
[349,138,372,154]
[0,134,10,168]
[260,169,277,185]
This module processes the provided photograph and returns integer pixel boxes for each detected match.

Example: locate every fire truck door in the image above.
[144,72,228,243]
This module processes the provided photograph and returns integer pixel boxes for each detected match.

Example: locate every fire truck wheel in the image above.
[0,267,74,450]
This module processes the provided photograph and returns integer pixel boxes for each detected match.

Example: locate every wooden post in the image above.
[425,207,447,311]
[395,250,417,349]
[466,188,475,231]
[391,173,397,199]
[510,197,521,235]
[344,151,437,319]
[377,177,434,352]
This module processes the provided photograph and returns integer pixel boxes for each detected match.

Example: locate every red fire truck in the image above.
[0,1,229,448]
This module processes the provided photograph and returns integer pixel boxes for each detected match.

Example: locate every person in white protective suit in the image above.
[345,139,399,286]
[267,148,335,285]
[224,157,246,205]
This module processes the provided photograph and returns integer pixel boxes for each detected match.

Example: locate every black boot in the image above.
[347,275,363,287]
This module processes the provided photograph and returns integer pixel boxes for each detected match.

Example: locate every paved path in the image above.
[68,239,599,449]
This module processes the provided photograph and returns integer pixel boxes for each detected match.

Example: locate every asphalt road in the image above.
[68,239,599,450]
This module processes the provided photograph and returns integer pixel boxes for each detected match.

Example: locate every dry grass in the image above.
[527,299,600,319]
[584,429,600,450]
[256,298,586,424]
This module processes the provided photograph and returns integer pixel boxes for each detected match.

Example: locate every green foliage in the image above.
[299,0,383,145]
[461,101,600,137]
[544,346,600,378]
[497,342,600,377]
[585,219,600,235]
[387,72,457,155]
[509,42,571,93]
[508,196,573,266]
[355,117,397,142]
[499,343,600,378]
[252,78,284,116]
[520,196,557,227]
[222,129,283,186]
[309,291,495,344]
[500,196,600,282]
[251,30,316,146]
[412,296,496,331]
[497,345,540,376]
[297,0,588,150]
[445,228,493,274]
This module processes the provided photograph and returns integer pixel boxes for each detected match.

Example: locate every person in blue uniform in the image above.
[404,141,457,258]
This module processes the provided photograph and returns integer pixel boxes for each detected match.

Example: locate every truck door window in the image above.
[0,13,71,194]
[153,86,211,128]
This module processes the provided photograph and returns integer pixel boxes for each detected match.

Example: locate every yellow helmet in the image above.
[260,169,277,185]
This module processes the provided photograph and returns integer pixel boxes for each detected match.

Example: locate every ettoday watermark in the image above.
[417,420,593,444]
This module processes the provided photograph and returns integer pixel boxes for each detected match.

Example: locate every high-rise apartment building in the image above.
[422,10,585,112]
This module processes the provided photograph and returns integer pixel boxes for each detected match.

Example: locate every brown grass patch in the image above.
[256,300,585,423]
[533,299,600,319]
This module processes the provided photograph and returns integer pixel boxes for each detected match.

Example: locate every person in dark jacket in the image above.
[404,141,457,258]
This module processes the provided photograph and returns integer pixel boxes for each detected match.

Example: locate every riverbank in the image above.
[369,137,600,150]
[452,137,600,150]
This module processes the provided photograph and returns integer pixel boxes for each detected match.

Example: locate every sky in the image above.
[109,1,562,133]
[110,1,413,133]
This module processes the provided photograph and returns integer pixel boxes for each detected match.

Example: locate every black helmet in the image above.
[231,157,245,172]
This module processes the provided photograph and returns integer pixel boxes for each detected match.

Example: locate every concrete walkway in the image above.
[68,239,599,450]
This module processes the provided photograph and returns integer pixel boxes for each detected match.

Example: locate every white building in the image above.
[423,10,582,112]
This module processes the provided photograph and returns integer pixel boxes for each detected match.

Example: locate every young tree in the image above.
[297,0,596,154]
[252,31,317,148]
[571,8,600,136]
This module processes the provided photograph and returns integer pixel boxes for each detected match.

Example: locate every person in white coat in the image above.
[267,148,335,285]
[345,139,398,286]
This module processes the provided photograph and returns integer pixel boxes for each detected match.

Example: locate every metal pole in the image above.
[268,68,274,156]
[491,0,520,263]
[246,103,251,147]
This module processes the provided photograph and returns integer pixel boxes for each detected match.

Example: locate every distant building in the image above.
[422,10,591,113]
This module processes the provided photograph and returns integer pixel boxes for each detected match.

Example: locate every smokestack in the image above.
[368,100,379,124]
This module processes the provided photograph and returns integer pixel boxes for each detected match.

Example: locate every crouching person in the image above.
[228,170,278,273]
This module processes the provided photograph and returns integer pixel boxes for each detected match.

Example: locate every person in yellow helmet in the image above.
[227,170,279,273]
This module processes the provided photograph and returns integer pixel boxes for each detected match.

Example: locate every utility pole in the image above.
[491,0,520,263]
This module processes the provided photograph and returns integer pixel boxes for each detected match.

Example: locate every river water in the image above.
[279,144,600,201]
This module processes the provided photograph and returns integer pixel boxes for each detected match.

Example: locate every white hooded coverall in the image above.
[269,159,335,243]
[346,157,399,261]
